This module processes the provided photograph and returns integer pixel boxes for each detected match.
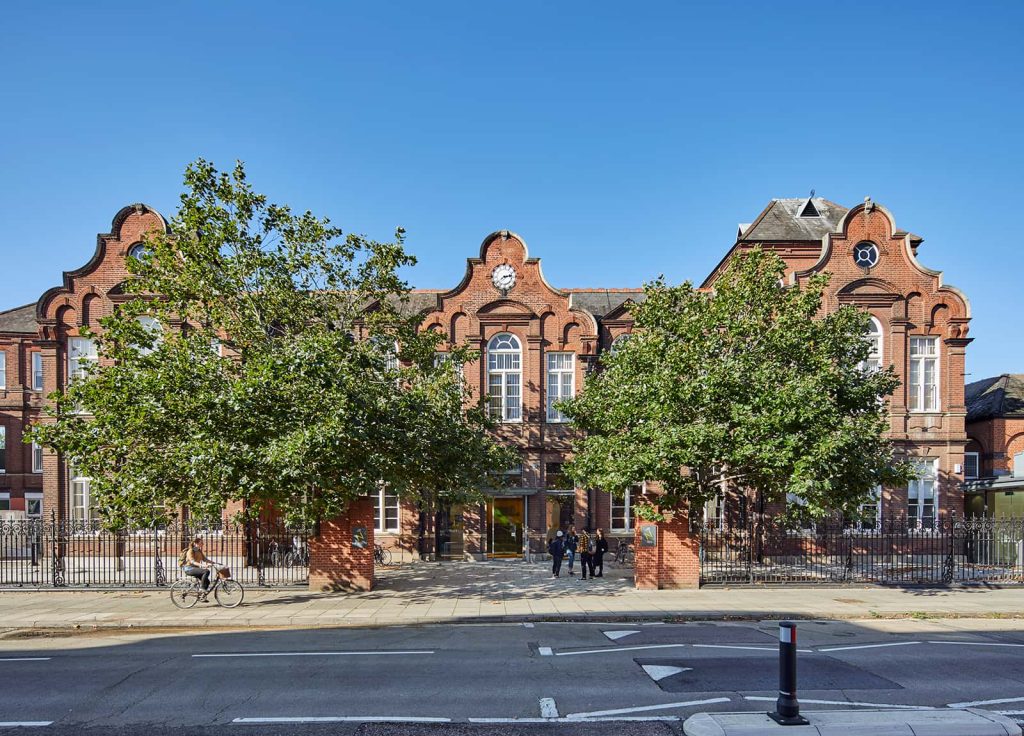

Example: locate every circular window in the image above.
[128,243,151,260]
[853,242,879,269]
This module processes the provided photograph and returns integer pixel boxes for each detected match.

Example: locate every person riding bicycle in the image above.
[181,537,215,602]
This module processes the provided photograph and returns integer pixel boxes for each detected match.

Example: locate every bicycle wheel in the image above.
[214,579,245,608]
[170,578,200,609]
[379,547,392,566]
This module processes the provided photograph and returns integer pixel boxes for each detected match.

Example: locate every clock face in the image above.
[492,264,517,291]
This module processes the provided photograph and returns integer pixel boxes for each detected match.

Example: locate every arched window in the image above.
[860,317,883,372]
[487,333,521,422]
[136,316,163,355]
[610,334,631,355]
[370,335,399,372]
[127,243,151,261]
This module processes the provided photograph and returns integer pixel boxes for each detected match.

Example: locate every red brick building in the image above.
[964,374,1024,516]
[0,197,977,562]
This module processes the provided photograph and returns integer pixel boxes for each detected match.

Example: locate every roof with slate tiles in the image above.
[966,374,1024,422]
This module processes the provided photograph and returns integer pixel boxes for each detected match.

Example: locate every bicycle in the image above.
[373,543,392,566]
[170,564,245,609]
[614,540,633,565]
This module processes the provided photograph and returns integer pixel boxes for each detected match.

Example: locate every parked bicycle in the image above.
[170,565,245,608]
[614,540,634,565]
[373,543,392,566]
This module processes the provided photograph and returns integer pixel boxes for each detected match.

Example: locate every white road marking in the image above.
[555,644,689,656]
[538,646,553,656]
[818,641,922,652]
[604,630,640,641]
[642,664,691,681]
[694,644,812,653]
[565,697,731,718]
[948,695,1024,709]
[929,640,1024,649]
[469,717,680,723]
[195,650,433,658]
[539,698,559,718]
[234,717,452,723]
[0,657,51,662]
[522,623,535,628]
[744,696,929,710]
[0,723,53,728]
[993,710,1024,716]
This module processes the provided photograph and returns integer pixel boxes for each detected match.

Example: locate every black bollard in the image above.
[768,621,809,726]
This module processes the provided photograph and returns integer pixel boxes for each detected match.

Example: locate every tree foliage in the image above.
[561,248,912,522]
[31,160,515,527]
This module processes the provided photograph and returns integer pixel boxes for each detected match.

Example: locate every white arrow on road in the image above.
[641,664,691,682]
[604,630,640,641]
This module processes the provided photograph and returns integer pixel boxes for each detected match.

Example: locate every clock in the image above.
[491,264,517,292]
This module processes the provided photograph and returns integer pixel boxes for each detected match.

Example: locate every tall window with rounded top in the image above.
[487,333,522,422]
[67,337,98,384]
[609,334,631,355]
[860,317,883,372]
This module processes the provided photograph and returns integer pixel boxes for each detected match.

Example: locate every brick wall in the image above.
[308,496,375,591]
[634,505,701,590]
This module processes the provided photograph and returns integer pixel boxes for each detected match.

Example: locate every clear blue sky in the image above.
[1,1,1020,379]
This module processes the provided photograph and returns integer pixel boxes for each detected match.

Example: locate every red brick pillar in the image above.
[633,508,701,590]
[308,496,375,592]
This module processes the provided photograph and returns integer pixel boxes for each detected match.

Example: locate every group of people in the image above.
[547,525,608,579]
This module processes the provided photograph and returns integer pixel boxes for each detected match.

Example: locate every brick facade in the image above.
[0,197,983,590]
[308,496,375,591]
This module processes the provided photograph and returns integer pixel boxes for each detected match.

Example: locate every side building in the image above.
[965,374,1024,515]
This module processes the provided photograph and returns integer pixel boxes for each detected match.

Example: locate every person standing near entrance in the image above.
[593,528,608,577]
[565,525,579,576]
[578,528,593,580]
[548,530,565,578]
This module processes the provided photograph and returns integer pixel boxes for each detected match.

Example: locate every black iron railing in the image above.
[0,514,312,589]
[698,516,1024,586]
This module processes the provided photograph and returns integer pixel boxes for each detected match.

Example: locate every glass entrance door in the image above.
[488,497,524,558]
[436,504,465,560]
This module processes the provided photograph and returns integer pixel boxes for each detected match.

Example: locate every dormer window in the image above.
[799,199,819,218]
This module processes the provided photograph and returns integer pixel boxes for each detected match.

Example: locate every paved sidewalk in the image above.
[1,559,1023,630]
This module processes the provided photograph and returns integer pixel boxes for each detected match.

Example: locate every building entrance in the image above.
[546,494,575,540]
[487,497,524,558]
[436,505,466,560]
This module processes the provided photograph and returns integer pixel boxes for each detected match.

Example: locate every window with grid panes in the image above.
[860,318,883,372]
[68,337,97,383]
[908,459,938,528]
[611,484,639,531]
[32,352,43,391]
[964,452,979,479]
[855,486,882,530]
[909,337,939,411]
[546,352,574,422]
[545,462,571,491]
[71,469,92,522]
[373,487,399,532]
[487,334,521,422]
[32,442,43,473]
[0,351,6,389]
[0,426,5,473]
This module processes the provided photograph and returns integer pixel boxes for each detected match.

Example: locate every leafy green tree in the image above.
[31,160,515,527]
[561,248,912,524]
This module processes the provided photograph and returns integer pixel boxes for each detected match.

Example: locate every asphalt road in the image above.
[2,620,1024,735]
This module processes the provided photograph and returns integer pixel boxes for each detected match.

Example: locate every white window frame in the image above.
[860,317,883,373]
[487,333,522,423]
[963,452,980,480]
[1014,451,1024,479]
[32,352,43,391]
[373,487,399,533]
[0,425,5,474]
[908,459,939,529]
[32,441,43,474]
[136,316,163,355]
[852,486,882,531]
[67,337,98,384]
[703,494,724,530]
[611,484,640,532]
[0,492,9,512]
[546,352,575,422]
[25,492,42,518]
[908,336,939,412]
[0,351,6,389]
[70,468,92,523]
